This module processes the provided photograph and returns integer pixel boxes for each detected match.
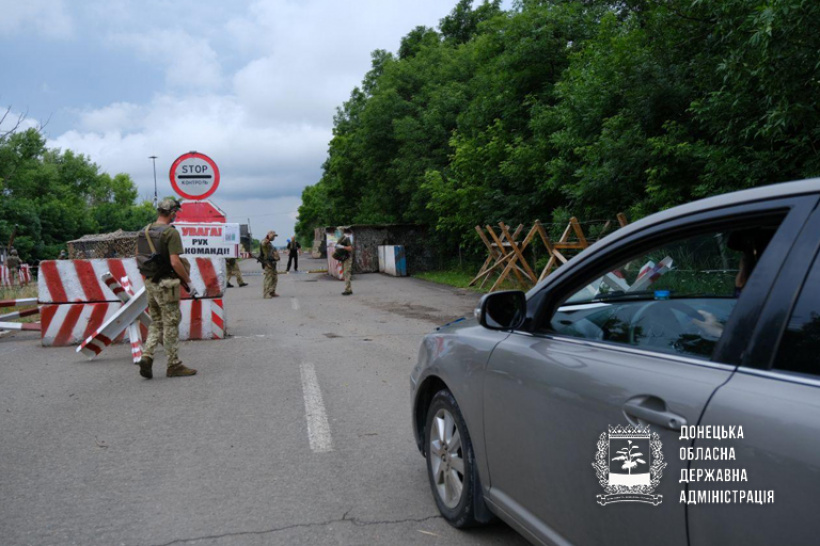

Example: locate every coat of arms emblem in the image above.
[592,424,666,505]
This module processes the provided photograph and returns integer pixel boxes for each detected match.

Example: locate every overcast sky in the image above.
[0,0,511,243]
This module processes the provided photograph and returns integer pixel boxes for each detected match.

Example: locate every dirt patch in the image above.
[364,301,465,324]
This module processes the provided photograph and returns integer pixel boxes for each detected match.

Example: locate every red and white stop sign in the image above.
[169,151,220,200]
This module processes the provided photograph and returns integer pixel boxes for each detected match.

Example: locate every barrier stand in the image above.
[472,215,630,293]
[470,224,527,289]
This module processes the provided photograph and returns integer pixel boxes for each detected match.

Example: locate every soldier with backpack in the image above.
[135,198,199,379]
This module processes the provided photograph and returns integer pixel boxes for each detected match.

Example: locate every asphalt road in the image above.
[0,256,529,546]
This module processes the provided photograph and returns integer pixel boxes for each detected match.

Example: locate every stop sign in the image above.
[169,151,220,200]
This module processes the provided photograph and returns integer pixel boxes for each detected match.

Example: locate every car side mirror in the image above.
[476,290,527,330]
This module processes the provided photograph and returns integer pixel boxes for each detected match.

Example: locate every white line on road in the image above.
[291,298,300,310]
[299,362,333,453]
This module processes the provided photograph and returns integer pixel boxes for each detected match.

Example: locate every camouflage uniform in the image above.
[144,277,182,366]
[338,234,353,295]
[5,249,21,286]
[261,237,279,298]
[226,257,246,286]
[137,198,196,379]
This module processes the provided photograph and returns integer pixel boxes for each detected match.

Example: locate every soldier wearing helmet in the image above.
[261,230,280,298]
[5,248,21,286]
[135,197,198,379]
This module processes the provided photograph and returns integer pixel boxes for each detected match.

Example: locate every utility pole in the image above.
[149,155,158,208]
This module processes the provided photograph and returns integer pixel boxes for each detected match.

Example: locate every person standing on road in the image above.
[225,257,248,288]
[261,230,280,298]
[285,236,301,273]
[136,198,198,379]
[336,228,353,296]
[5,248,21,286]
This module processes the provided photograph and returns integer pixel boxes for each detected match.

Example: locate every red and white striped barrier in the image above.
[42,299,226,347]
[103,274,145,363]
[41,302,141,347]
[0,307,40,321]
[0,321,40,331]
[77,287,149,358]
[101,273,151,327]
[1,264,32,287]
[0,298,38,308]
[180,298,225,340]
[38,258,225,304]
[0,296,41,333]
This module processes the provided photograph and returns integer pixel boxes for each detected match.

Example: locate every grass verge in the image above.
[413,270,527,293]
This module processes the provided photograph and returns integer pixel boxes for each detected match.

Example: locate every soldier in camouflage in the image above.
[261,230,280,298]
[58,250,67,260]
[136,198,198,379]
[226,257,247,287]
[5,248,21,286]
[337,228,353,296]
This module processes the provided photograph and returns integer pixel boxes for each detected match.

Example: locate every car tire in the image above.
[425,389,485,528]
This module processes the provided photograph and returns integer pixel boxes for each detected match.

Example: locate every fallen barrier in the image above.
[43,298,225,347]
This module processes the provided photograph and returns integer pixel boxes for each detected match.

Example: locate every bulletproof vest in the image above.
[137,224,174,280]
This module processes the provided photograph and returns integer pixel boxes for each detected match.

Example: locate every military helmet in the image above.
[158,197,182,213]
[10,248,18,255]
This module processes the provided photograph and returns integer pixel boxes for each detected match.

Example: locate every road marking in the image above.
[299,362,333,453]
[291,298,300,310]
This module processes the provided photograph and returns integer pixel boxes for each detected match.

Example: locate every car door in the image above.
[688,206,820,546]
[481,198,815,546]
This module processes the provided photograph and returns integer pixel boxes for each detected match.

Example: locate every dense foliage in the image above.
[0,128,155,261]
[296,0,820,260]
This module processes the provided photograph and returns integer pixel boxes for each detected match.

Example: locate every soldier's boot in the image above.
[167,363,197,377]
[239,282,248,287]
[227,282,235,288]
[139,356,154,379]
[342,290,352,296]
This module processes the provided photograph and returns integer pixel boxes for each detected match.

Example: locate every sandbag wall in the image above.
[38,258,226,346]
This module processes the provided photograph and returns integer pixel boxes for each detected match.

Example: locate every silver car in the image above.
[411,179,820,546]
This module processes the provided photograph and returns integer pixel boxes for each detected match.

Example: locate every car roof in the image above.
[529,177,820,296]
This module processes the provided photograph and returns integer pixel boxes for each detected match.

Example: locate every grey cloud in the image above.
[0,0,74,39]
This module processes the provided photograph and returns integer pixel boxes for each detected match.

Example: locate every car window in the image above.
[773,253,820,377]
[545,219,783,360]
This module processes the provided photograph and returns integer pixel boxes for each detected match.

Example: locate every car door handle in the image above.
[623,397,687,431]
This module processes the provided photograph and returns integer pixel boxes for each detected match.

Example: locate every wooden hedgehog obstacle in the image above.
[471,214,628,292]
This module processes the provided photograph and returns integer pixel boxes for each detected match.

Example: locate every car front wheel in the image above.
[425,389,482,528]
